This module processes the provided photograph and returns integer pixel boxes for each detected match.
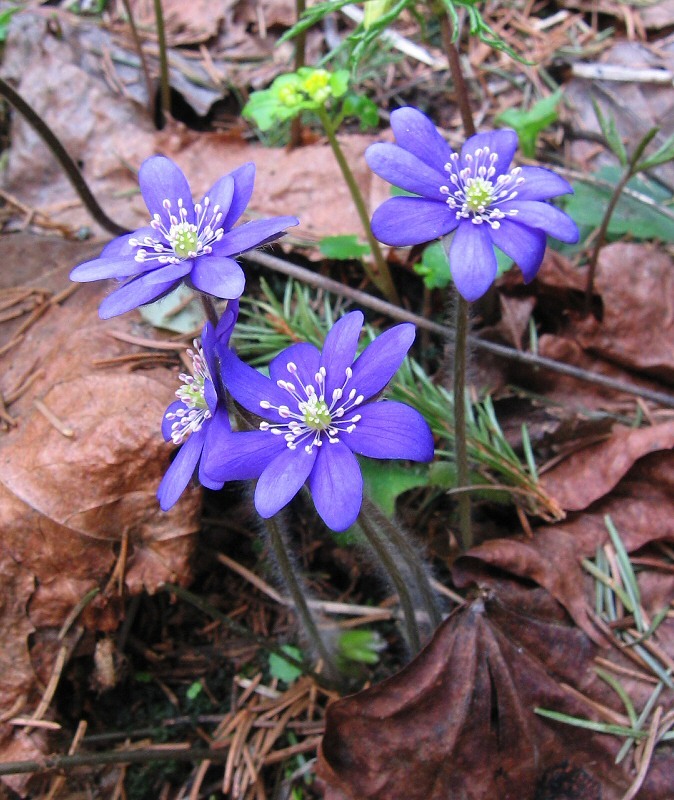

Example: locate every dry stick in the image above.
[317,109,400,306]
[0,748,232,777]
[440,12,477,550]
[289,0,307,149]
[161,583,329,688]
[245,249,674,408]
[120,0,154,115]
[0,77,127,237]
[152,0,171,124]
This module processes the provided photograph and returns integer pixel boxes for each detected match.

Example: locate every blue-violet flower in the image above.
[71,156,298,318]
[203,311,434,531]
[157,301,238,511]
[366,106,579,301]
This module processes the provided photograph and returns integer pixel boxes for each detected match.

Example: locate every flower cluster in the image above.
[366,106,579,301]
[202,311,433,531]
[71,157,298,318]
[242,67,350,131]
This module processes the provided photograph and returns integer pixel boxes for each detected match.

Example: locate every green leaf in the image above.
[363,0,398,28]
[186,681,203,701]
[139,283,205,333]
[360,458,430,517]
[0,6,19,42]
[564,166,674,242]
[329,69,350,99]
[337,630,384,664]
[496,89,563,158]
[341,93,379,130]
[415,241,451,289]
[591,99,628,167]
[269,645,303,684]
[319,235,371,260]
[637,130,674,171]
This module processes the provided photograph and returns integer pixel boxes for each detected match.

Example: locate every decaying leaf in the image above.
[319,589,632,800]
[0,242,199,788]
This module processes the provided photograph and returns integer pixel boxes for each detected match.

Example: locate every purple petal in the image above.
[370,197,458,247]
[157,427,206,511]
[365,143,447,199]
[501,200,579,244]
[98,273,177,319]
[204,379,218,414]
[515,166,574,201]
[70,255,141,282]
[100,227,153,259]
[320,311,363,397]
[198,175,234,230]
[215,299,239,346]
[162,400,185,441]
[203,429,286,482]
[220,349,288,421]
[270,342,321,386]
[347,401,434,461]
[144,259,192,285]
[254,446,317,518]
[462,129,518,178]
[309,442,363,531]
[215,216,298,257]
[489,219,547,282]
[351,323,415,400]
[449,221,498,302]
[199,408,231,490]
[390,107,454,170]
[189,255,245,299]
[220,162,256,231]
[139,155,195,224]
[200,321,218,387]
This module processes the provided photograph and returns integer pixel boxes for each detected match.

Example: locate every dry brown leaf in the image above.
[539,421,674,511]
[0,241,199,786]
[575,243,674,382]
[319,590,631,800]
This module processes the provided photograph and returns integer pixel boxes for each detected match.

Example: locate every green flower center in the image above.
[303,397,332,430]
[169,221,199,259]
[465,178,493,212]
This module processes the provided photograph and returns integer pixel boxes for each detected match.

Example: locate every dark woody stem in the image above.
[199,294,220,328]
[0,77,128,236]
[360,496,442,631]
[357,512,421,652]
[318,109,400,306]
[264,514,342,683]
[289,0,307,149]
[439,9,476,550]
[120,0,154,117]
[153,0,171,124]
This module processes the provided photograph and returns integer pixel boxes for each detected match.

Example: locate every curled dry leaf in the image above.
[539,420,674,512]
[319,590,631,800]
[575,244,674,382]
[0,243,199,789]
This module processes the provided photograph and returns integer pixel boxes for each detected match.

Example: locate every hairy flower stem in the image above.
[360,496,442,632]
[0,78,127,236]
[264,515,341,683]
[357,513,421,652]
[583,168,632,315]
[439,9,476,550]
[318,110,400,305]
[199,294,220,329]
[153,0,171,125]
[453,294,473,549]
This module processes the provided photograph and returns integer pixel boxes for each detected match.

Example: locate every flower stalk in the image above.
[360,495,442,632]
[317,109,400,305]
[264,514,341,682]
[357,512,421,652]
[153,0,171,124]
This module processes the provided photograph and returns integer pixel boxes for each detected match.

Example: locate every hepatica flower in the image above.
[71,156,298,318]
[366,106,579,301]
[157,301,238,511]
[203,311,434,532]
